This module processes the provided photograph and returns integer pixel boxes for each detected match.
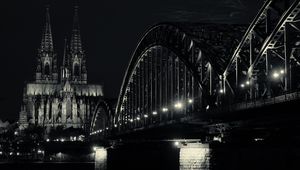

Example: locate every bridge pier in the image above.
[178,143,210,170]
[94,147,107,170]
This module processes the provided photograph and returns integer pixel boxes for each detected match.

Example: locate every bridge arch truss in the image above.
[94,0,300,135]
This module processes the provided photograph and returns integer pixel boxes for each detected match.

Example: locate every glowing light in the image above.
[254,138,264,142]
[144,114,148,118]
[162,107,168,112]
[0,151,2,155]
[46,139,50,142]
[272,72,280,79]
[213,136,222,142]
[174,102,183,109]
[37,150,43,154]
[280,69,285,74]
[136,116,141,121]
[93,146,97,152]
[60,138,65,142]
[174,141,180,146]
[152,111,157,115]
[206,105,210,110]
[106,127,109,130]
[188,99,193,104]
[17,152,20,156]
[246,81,250,85]
[241,84,245,88]
[9,152,13,155]
[219,89,224,94]
[95,147,107,169]
[130,119,133,122]
[114,124,118,128]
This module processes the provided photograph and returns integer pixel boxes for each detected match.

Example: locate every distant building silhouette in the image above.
[19,6,103,131]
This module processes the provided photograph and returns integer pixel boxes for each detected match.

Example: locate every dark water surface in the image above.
[1,143,300,170]
[0,162,94,170]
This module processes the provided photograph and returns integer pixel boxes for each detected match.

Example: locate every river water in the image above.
[1,142,299,170]
[99,142,300,170]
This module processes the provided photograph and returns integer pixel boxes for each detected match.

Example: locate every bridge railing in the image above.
[209,89,300,114]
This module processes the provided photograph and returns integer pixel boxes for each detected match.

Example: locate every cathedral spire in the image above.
[35,5,58,83]
[68,5,87,84]
[40,6,53,52]
[70,5,83,53]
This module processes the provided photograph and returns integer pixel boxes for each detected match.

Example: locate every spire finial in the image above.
[70,5,83,53]
[40,5,53,52]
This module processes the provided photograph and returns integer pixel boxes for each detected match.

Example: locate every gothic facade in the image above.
[19,6,103,130]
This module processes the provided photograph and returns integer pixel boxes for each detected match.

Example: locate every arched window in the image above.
[44,63,50,76]
[74,64,80,77]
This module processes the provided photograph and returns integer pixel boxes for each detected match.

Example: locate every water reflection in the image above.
[179,144,210,170]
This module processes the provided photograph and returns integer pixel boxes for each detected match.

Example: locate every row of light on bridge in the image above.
[125,98,193,123]
[90,127,109,135]
[90,99,194,136]
[219,68,285,94]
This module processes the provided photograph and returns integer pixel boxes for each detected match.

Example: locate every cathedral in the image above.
[18,6,103,130]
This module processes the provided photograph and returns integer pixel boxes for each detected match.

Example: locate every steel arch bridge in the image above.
[90,0,300,138]
[89,98,115,138]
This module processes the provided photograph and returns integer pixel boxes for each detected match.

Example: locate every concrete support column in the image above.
[179,143,210,170]
[94,147,107,170]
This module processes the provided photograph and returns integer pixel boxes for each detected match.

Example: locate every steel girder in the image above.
[223,0,300,100]
[114,23,244,131]
[90,99,114,136]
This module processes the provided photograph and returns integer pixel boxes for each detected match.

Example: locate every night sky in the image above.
[0,0,262,121]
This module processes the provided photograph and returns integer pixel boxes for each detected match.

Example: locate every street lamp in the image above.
[162,107,168,112]
[272,72,280,79]
[174,102,183,109]
[188,99,193,104]
[174,141,179,146]
[152,111,157,115]
[280,69,284,74]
